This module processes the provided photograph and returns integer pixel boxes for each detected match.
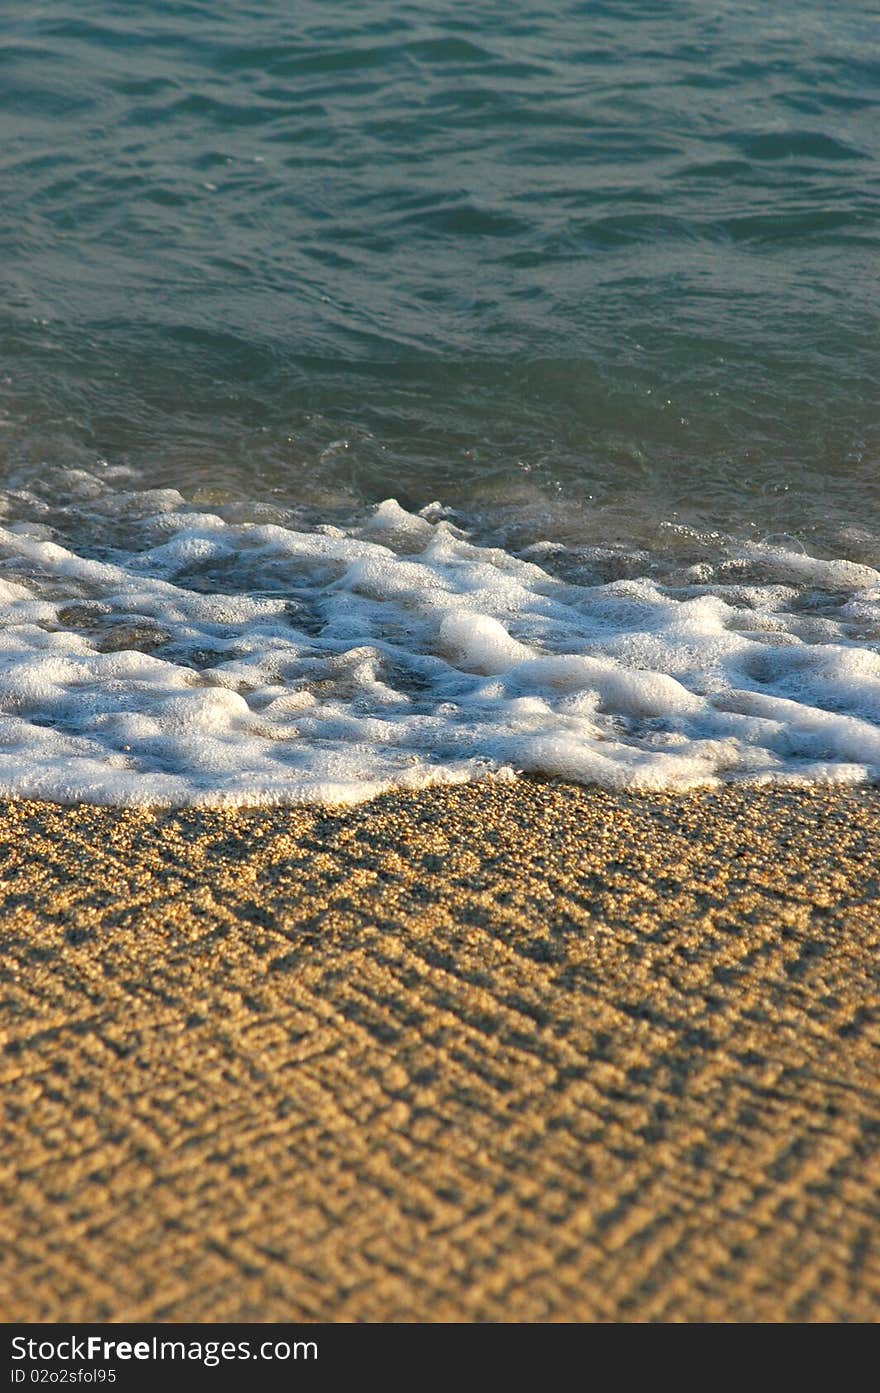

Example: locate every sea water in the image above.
[0,1,878,804]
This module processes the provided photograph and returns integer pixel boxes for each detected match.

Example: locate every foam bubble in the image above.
[0,493,877,806]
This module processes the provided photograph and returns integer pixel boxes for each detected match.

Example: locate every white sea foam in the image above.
[0,490,878,805]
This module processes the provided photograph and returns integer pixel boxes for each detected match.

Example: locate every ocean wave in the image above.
[0,489,877,806]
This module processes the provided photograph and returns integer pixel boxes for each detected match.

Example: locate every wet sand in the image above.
[1,781,878,1322]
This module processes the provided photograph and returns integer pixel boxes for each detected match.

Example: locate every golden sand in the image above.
[1,781,878,1322]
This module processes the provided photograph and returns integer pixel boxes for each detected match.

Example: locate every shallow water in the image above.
[1,1,878,803]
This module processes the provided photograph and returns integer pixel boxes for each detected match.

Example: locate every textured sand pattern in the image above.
[1,783,879,1322]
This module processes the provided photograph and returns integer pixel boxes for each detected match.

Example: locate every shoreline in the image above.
[2,780,878,1321]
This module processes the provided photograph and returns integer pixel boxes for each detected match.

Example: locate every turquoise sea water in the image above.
[0,1,878,804]
[3,0,878,544]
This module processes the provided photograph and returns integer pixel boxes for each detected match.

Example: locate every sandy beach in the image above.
[1,780,878,1322]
